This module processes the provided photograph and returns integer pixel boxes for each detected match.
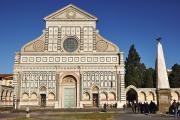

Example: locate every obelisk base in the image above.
[156,89,171,113]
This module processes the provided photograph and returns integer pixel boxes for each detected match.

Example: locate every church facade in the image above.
[13,4,125,109]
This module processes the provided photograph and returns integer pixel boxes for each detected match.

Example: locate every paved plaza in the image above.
[0,111,179,120]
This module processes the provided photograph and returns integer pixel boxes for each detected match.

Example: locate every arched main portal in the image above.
[126,88,138,104]
[61,75,77,108]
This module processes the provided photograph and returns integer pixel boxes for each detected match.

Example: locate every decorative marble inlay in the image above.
[29,57,34,62]
[96,40,108,52]
[66,9,76,18]
[20,55,119,64]
[36,57,41,62]
[106,57,111,62]
[55,57,60,62]
[62,76,76,83]
[42,57,47,62]
[22,57,28,62]
[49,57,54,62]
[74,57,79,62]
[68,57,73,62]
[100,57,105,62]
[33,40,44,51]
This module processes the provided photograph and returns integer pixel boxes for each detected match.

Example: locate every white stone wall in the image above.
[13,4,125,109]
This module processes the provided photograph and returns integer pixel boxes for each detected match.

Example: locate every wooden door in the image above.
[93,93,98,107]
[40,94,46,107]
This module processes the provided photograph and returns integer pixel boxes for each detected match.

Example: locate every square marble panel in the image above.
[29,57,34,62]
[93,57,98,62]
[22,57,28,62]
[62,57,67,62]
[36,57,41,62]
[106,57,111,62]
[49,57,54,62]
[55,57,60,62]
[112,57,117,62]
[68,57,73,62]
[81,57,86,62]
[42,57,47,62]
[87,57,92,62]
[100,57,105,62]
[74,57,79,62]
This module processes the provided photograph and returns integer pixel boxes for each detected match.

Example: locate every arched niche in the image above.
[92,86,99,93]
[100,92,107,101]
[147,91,155,102]
[171,91,179,102]
[109,92,116,101]
[48,92,55,101]
[22,93,29,101]
[31,93,37,101]
[83,92,90,101]
[139,91,146,103]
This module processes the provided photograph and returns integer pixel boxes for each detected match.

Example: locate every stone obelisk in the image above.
[156,38,171,113]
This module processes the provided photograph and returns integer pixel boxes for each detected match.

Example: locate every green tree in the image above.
[125,44,146,88]
[169,64,180,88]
[144,68,154,88]
[152,68,156,88]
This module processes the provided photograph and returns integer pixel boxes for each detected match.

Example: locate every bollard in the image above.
[26,106,30,118]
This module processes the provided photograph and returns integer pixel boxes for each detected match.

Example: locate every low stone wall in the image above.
[0,101,13,107]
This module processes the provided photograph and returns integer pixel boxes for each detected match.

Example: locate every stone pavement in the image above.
[114,113,179,120]
[0,111,180,120]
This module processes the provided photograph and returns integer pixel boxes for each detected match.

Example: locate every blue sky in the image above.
[0,0,179,73]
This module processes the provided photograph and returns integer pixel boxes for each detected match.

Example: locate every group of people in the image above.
[124,101,157,114]
[169,100,180,118]
[102,103,117,112]
[100,100,180,118]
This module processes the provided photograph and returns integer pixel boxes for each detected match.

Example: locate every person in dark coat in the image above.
[172,100,178,118]
[139,102,143,113]
[149,101,154,113]
[134,101,137,113]
[131,102,135,113]
[103,103,107,112]
[144,102,149,114]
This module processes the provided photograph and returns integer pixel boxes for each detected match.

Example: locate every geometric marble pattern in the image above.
[13,4,125,109]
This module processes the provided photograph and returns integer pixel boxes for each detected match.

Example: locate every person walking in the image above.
[177,102,180,117]
[172,100,178,119]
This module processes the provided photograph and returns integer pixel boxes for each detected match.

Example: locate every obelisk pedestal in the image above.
[156,89,171,113]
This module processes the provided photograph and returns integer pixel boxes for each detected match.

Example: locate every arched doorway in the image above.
[39,86,47,107]
[92,86,99,107]
[61,75,77,108]
[126,88,138,104]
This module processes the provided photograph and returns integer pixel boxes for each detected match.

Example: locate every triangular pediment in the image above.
[44,4,97,21]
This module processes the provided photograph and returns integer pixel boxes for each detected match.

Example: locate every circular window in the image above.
[63,38,78,52]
